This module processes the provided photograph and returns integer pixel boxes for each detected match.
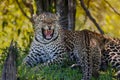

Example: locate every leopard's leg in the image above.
[115,71,120,79]
[23,51,45,67]
[70,47,92,80]
[34,52,68,70]
[100,55,108,71]
[81,48,93,80]
[92,47,101,78]
[70,52,81,69]
[100,50,109,71]
[72,47,92,80]
[115,63,120,79]
[111,56,120,79]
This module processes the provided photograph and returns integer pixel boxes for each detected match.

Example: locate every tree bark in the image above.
[56,0,68,29]
[35,0,44,14]
[68,0,76,30]
[2,41,17,80]
[35,0,55,14]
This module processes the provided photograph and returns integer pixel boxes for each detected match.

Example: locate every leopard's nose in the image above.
[48,26,51,30]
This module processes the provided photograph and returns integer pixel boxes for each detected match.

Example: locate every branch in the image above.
[16,0,33,23]
[22,0,34,16]
[68,0,76,30]
[84,0,91,24]
[104,0,120,16]
[79,0,104,34]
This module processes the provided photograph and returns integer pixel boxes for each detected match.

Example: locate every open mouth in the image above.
[42,28,54,40]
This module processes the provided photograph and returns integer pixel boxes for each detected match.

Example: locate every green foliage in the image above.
[16,48,113,80]
[76,0,120,38]
[0,46,117,80]
[0,47,8,77]
[0,0,33,54]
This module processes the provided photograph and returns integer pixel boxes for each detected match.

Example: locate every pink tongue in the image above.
[44,30,53,39]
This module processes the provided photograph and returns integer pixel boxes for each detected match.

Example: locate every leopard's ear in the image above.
[32,14,38,22]
[32,14,37,27]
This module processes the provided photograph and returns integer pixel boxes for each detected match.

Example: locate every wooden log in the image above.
[2,41,17,80]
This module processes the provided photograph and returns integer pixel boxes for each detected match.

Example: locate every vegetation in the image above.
[0,47,117,80]
[0,0,120,80]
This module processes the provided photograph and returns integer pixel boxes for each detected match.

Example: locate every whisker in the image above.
[59,19,68,23]
[59,16,68,19]
[59,23,68,26]
[59,23,68,24]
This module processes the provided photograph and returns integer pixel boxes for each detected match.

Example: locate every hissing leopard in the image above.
[23,12,108,80]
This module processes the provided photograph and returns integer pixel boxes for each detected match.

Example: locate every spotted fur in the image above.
[23,12,108,80]
[102,38,120,79]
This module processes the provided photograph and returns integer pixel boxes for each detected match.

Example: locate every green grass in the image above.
[0,48,117,80]
[17,64,116,80]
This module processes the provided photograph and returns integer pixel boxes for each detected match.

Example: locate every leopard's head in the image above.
[33,12,61,43]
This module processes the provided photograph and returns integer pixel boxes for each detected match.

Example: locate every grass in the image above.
[0,48,117,80]
[17,64,116,80]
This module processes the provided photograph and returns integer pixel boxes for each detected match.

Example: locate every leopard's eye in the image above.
[40,18,44,22]
[44,25,49,29]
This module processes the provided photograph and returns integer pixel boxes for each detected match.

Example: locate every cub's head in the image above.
[33,12,60,43]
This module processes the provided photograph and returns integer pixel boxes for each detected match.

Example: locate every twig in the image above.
[79,0,104,34]
[104,0,120,16]
[16,0,33,22]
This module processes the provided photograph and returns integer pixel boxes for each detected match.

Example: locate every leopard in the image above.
[70,36,120,79]
[101,38,120,79]
[23,12,109,80]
